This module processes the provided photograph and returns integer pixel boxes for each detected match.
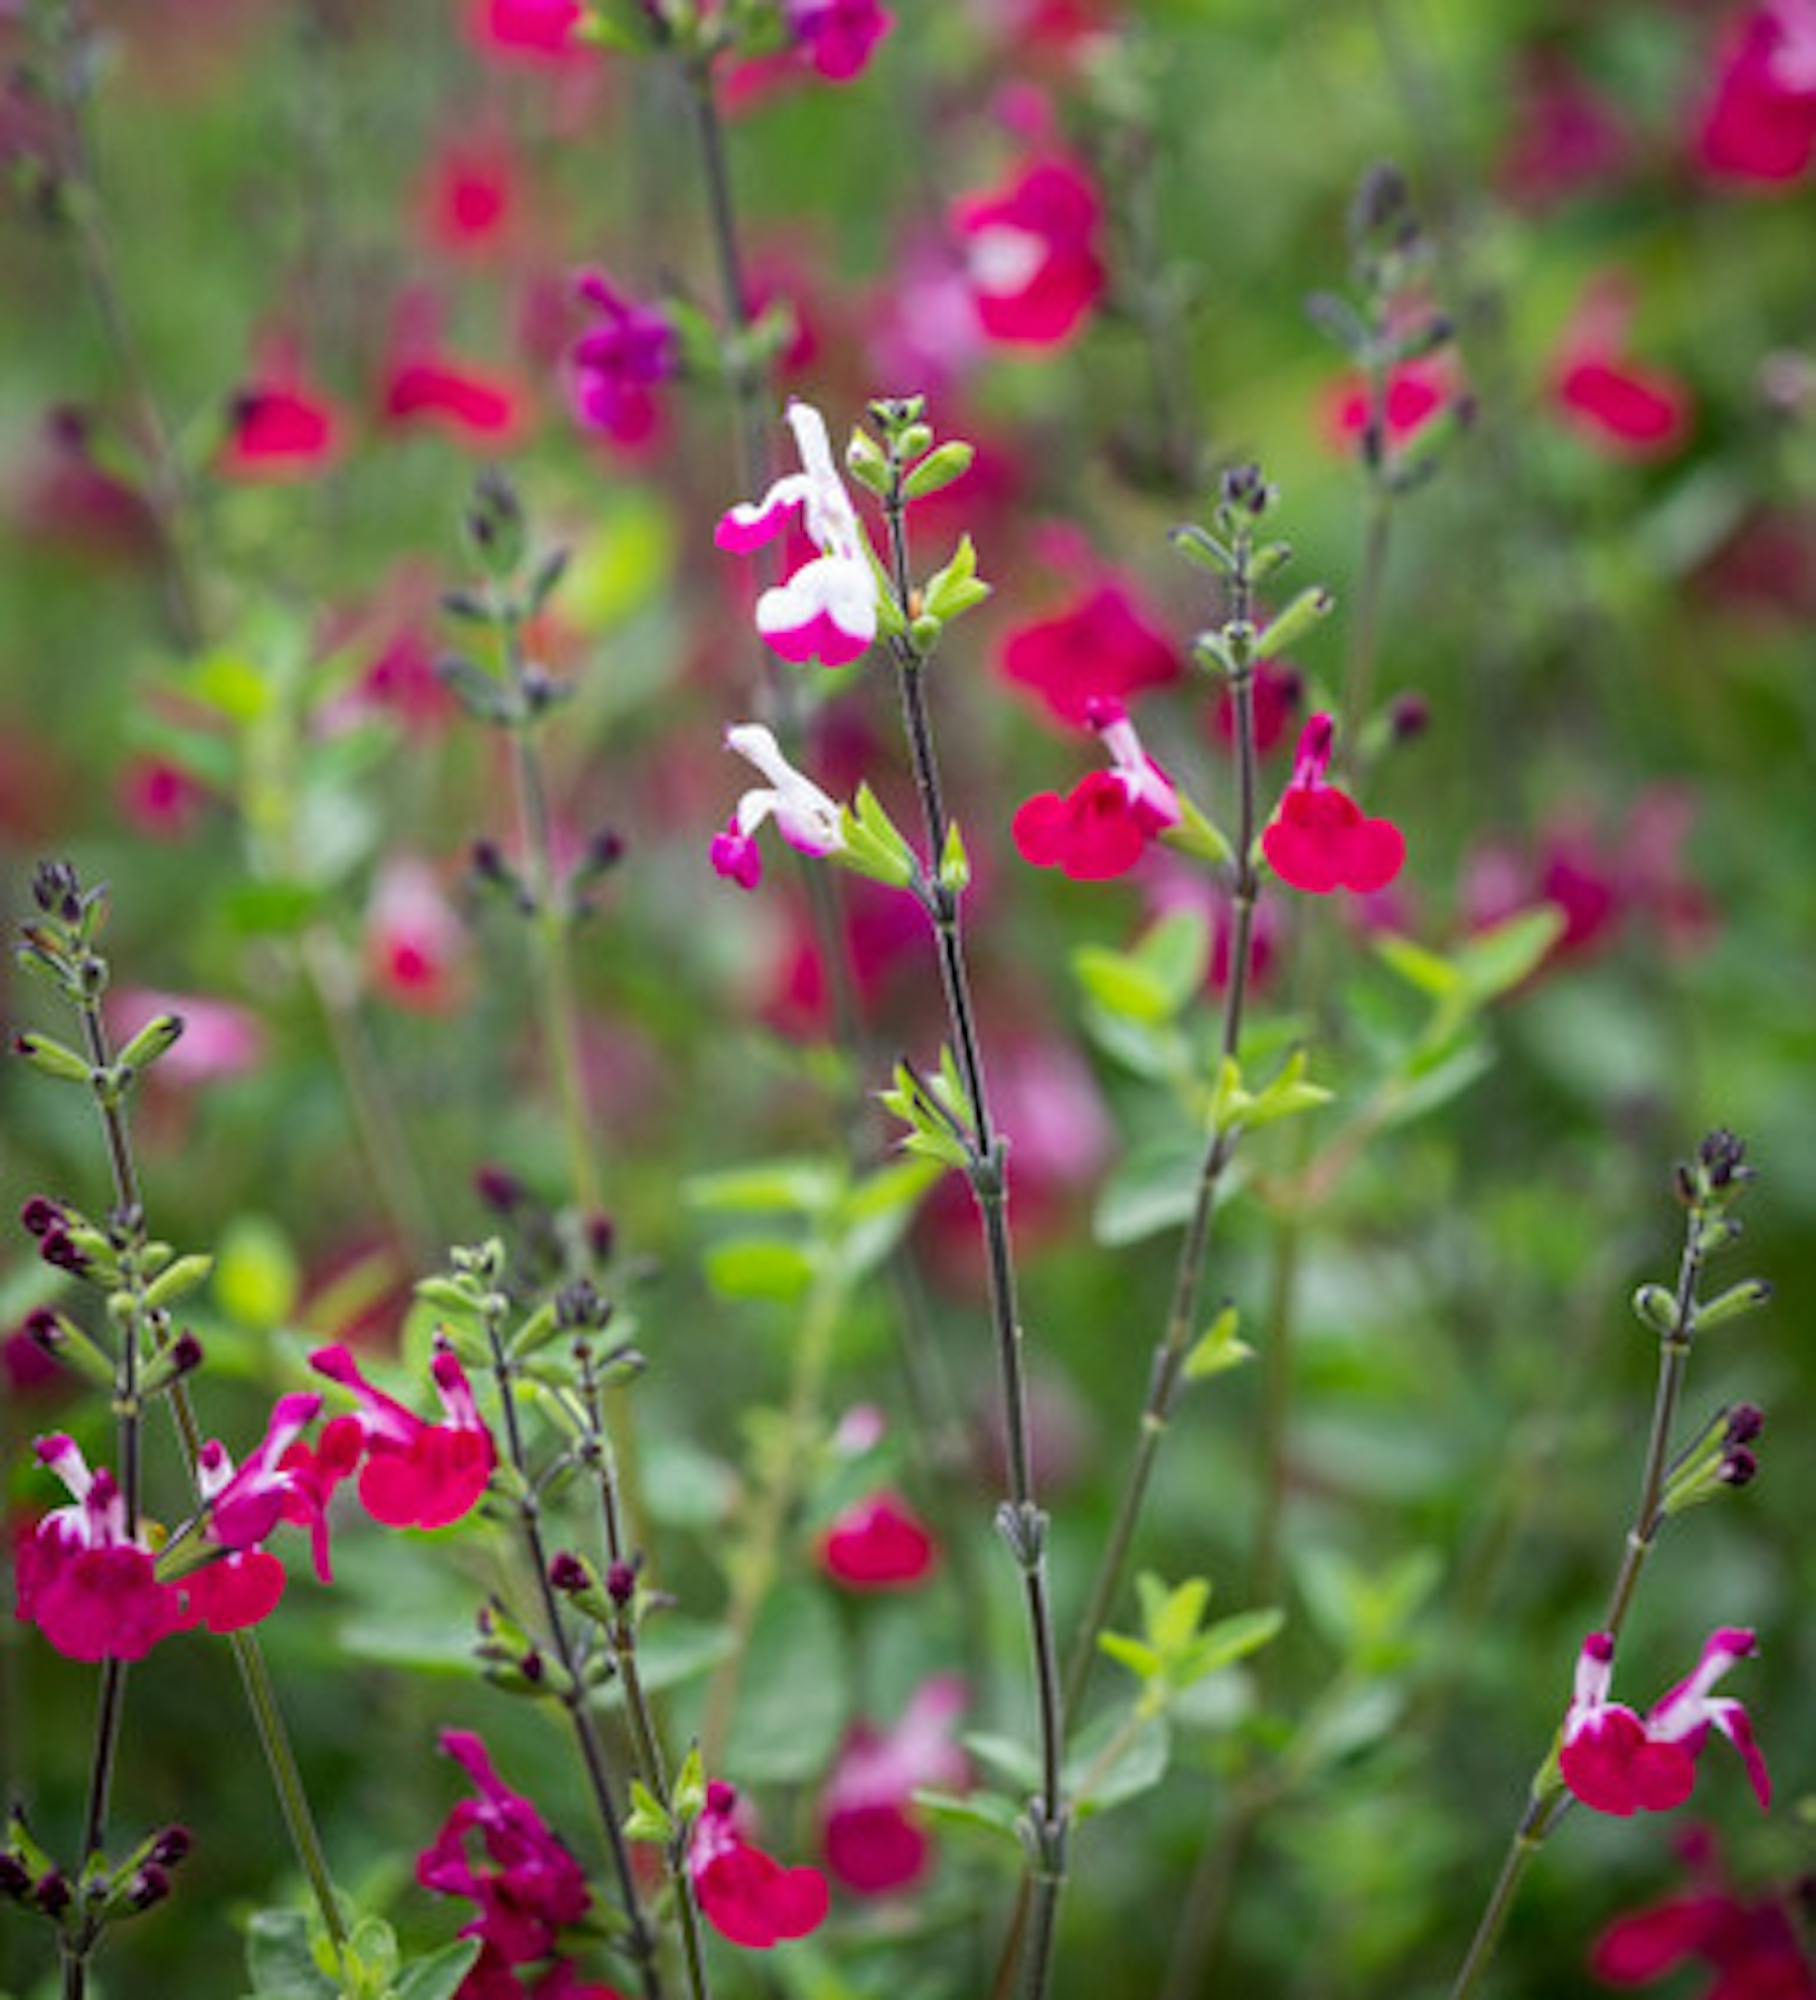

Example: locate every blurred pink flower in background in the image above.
[111,989,265,1085]
[1694,0,1816,185]
[1322,354,1460,457]
[784,0,895,81]
[12,409,156,560]
[467,0,587,65]
[1499,51,1633,209]
[818,1490,939,1590]
[689,1781,829,1948]
[1000,577,1182,726]
[1550,277,1693,460]
[220,372,346,483]
[568,269,678,449]
[419,134,519,257]
[952,154,1106,347]
[117,755,209,840]
[820,1676,970,1896]
[365,858,470,1013]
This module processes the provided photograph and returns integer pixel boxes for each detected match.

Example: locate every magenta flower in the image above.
[688,1782,829,1949]
[365,859,469,1014]
[309,1342,495,1531]
[1012,699,1181,882]
[16,1436,191,1662]
[118,755,208,840]
[1210,659,1302,758]
[569,270,678,448]
[1000,580,1181,726]
[467,0,587,65]
[820,1675,970,1896]
[110,989,265,1086]
[951,154,1105,347]
[710,723,847,891]
[421,136,517,256]
[221,379,345,483]
[418,1731,593,1978]
[198,1392,328,1569]
[1550,278,1693,461]
[1322,354,1459,457]
[1560,1629,1771,1819]
[817,1489,938,1591]
[1498,52,1633,211]
[1260,714,1405,896]
[1694,2,1816,186]
[783,0,895,81]
[715,401,877,668]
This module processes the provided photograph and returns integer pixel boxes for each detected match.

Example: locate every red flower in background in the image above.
[818,1489,938,1590]
[1591,1827,1815,1998]
[468,0,586,63]
[952,155,1105,347]
[688,1782,829,1948]
[784,0,895,81]
[385,356,523,444]
[821,1676,970,1896]
[1323,355,1458,457]
[569,269,678,449]
[1261,714,1405,896]
[1695,1,1816,186]
[1499,51,1632,209]
[1000,580,1181,725]
[221,379,345,482]
[365,858,469,1013]
[1551,277,1693,460]
[422,137,518,255]
[118,755,209,840]
[1211,659,1302,757]
[1013,698,1181,881]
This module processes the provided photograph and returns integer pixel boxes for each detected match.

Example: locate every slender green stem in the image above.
[483,1315,662,2000]
[880,471,1066,2000]
[1447,1792,1563,2000]
[1343,492,1393,754]
[1062,542,1264,1721]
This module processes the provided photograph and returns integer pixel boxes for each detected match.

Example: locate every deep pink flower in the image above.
[365,859,469,1013]
[569,270,678,448]
[353,627,458,735]
[688,1782,829,1949]
[118,755,208,840]
[818,1489,938,1591]
[821,1676,969,1896]
[16,1436,192,1661]
[1561,1629,1771,1819]
[1695,2,1816,186]
[716,401,877,667]
[221,380,346,482]
[198,1392,329,1569]
[1551,278,1693,460]
[1211,659,1302,757]
[277,1414,365,1583]
[184,1549,289,1635]
[1323,355,1457,456]
[420,1731,593,1973]
[1000,581,1181,725]
[309,1342,495,1531]
[422,138,517,255]
[468,0,586,62]
[784,0,894,80]
[385,357,523,445]
[951,155,1105,347]
[1261,714,1405,897]
[1013,699,1181,882]
[1499,52,1632,209]
[1591,1828,1815,1997]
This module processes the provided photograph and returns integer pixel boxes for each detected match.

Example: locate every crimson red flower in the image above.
[1322,356,1457,457]
[1000,581,1181,725]
[1694,3,1816,187]
[118,755,208,840]
[1013,699,1181,882]
[1561,1629,1771,1819]
[422,138,517,255]
[309,1342,495,1531]
[221,381,345,482]
[1591,1827,1815,1998]
[1260,714,1405,896]
[784,0,894,80]
[820,1676,969,1896]
[818,1489,938,1591]
[569,270,678,449]
[952,155,1105,347]
[468,0,586,63]
[384,357,523,445]
[688,1782,829,1948]
[1551,278,1692,460]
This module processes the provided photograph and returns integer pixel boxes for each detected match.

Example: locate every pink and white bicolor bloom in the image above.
[710,723,847,892]
[17,1435,191,1661]
[197,1392,329,1574]
[820,1675,971,1895]
[309,1341,495,1531]
[1560,1628,1771,1818]
[715,401,878,669]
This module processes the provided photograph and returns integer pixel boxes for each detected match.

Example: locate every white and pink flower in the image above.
[710,723,847,891]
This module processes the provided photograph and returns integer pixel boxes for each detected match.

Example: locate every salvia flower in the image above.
[688,1781,829,1949]
[711,723,847,891]
[183,1391,334,1634]
[418,1730,593,1977]
[783,0,895,81]
[715,400,877,668]
[1551,278,1693,461]
[1012,698,1181,881]
[221,379,345,482]
[1560,1628,1771,1818]
[569,270,678,448]
[1260,714,1406,896]
[1695,2,1816,186]
[309,1342,495,1530]
[999,580,1181,725]
[820,1675,970,1896]
[16,1436,191,1661]
[817,1489,939,1591]
[951,155,1105,347]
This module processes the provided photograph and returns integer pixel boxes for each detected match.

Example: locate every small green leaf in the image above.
[684,1161,842,1217]
[1173,1607,1285,1686]
[702,1238,817,1304]
[1098,1631,1161,1680]
[912,1788,1023,1849]
[1454,906,1566,1006]
[922,534,991,623]
[1373,933,1461,999]
[1254,587,1334,660]
[1184,1304,1252,1381]
[902,441,975,501]
[624,1779,673,1843]
[1072,945,1174,1026]
[245,1910,336,1998]
[143,1253,214,1312]
[396,1940,483,2000]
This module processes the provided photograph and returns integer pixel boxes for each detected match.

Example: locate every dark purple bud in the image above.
[586,1214,616,1264]
[0,1854,29,1898]
[520,1649,545,1684]
[1673,1163,1698,1207]
[19,1195,64,1239]
[148,1826,191,1868]
[1219,462,1271,516]
[584,828,626,873]
[167,1332,204,1377]
[1725,1403,1765,1445]
[1390,693,1430,742]
[23,1307,62,1353]
[1698,1129,1749,1187]
[548,1551,589,1593]
[474,1165,524,1214]
[470,839,508,883]
[127,1864,170,1912]
[30,859,81,920]
[605,1559,637,1607]
[1718,1447,1758,1488]
[556,1280,606,1331]
[39,1230,86,1274]
[34,1868,70,1916]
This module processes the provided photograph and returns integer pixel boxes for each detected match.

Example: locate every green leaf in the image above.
[961,1731,1041,1793]
[219,880,325,936]
[1454,906,1566,1006]
[1072,944,1174,1026]
[214,1215,300,1331]
[1094,1133,1233,1247]
[624,1779,673,1843]
[245,1910,336,1998]
[395,1941,483,2000]
[1373,933,1461,999]
[702,1237,817,1304]
[1144,1575,1212,1656]
[1160,792,1233,866]
[1184,1305,1252,1381]
[1240,1050,1334,1131]
[1135,911,1212,1012]
[725,1585,849,1782]
[1174,1608,1285,1685]
[1254,587,1334,660]
[684,1161,842,1217]
[922,534,991,623]
[902,441,975,500]
[1098,1631,1161,1679]
[912,1787,1023,1850]
[1067,1709,1171,1818]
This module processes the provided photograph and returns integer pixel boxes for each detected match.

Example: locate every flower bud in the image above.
[34,1868,70,1916]
[1724,1403,1765,1445]
[20,1195,66,1238]
[147,1826,191,1868]
[1718,1446,1758,1488]
[548,1550,589,1594]
[0,1854,30,1899]
[127,1864,170,1912]
[606,1559,637,1607]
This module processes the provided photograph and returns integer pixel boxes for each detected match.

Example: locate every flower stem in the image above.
[1061,535,1265,1722]
[483,1312,662,2000]
[881,475,1067,2000]
[1446,1791,1563,2000]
